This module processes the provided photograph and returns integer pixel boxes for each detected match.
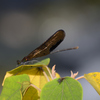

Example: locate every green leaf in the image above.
[40,77,83,100]
[0,74,30,100]
[33,58,50,66]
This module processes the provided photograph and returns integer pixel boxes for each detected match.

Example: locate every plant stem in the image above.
[76,76,84,80]
[30,84,41,92]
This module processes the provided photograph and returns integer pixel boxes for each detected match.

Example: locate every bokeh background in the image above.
[0,0,100,99]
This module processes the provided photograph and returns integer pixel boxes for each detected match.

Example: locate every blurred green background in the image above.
[0,0,100,99]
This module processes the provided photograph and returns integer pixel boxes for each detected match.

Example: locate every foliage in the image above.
[0,58,100,100]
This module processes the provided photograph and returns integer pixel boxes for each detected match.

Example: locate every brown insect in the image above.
[17,30,78,65]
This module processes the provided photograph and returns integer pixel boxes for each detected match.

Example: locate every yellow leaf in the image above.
[84,72,100,95]
[2,58,60,97]
[22,86,39,100]
[20,81,39,100]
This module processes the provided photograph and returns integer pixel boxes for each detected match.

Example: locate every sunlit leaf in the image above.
[2,58,50,84]
[2,58,60,97]
[0,74,30,100]
[40,77,83,100]
[84,72,100,95]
